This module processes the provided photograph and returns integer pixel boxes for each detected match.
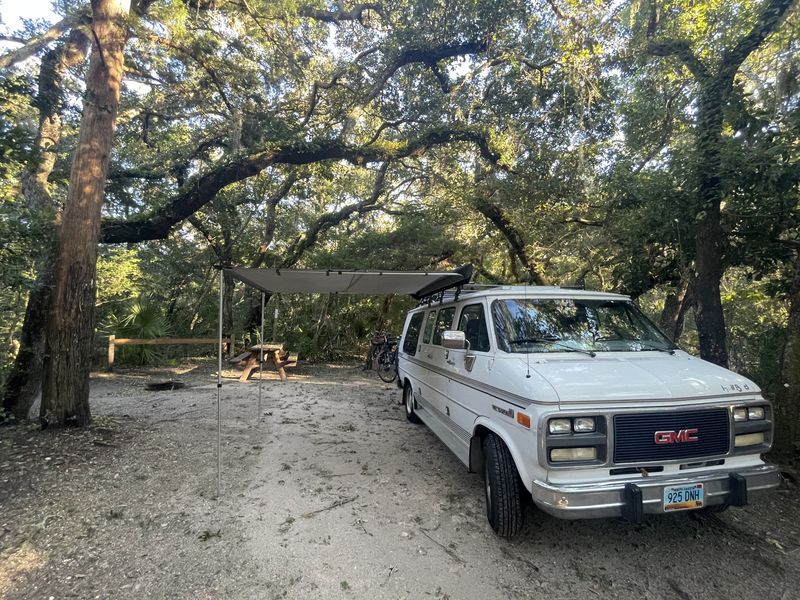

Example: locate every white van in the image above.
[396,285,781,536]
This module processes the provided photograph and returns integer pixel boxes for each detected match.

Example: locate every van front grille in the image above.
[613,409,729,464]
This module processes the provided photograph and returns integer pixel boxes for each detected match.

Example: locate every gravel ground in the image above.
[1,360,798,599]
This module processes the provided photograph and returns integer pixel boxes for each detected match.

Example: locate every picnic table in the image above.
[233,342,298,382]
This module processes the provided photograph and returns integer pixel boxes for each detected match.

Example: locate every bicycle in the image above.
[375,338,398,383]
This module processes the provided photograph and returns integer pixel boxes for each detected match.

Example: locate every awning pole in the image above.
[216,268,223,497]
[258,292,265,421]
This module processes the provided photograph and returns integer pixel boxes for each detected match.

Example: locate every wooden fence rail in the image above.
[107,335,233,371]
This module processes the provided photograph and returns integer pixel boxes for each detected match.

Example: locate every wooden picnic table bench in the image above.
[234,342,298,382]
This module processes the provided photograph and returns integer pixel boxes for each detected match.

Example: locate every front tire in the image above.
[403,382,421,424]
[483,433,524,537]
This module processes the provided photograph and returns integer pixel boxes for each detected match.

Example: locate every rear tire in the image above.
[482,433,524,537]
[404,382,421,424]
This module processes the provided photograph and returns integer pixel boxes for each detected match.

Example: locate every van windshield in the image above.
[491,298,677,354]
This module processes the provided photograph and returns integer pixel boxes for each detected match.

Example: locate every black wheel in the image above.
[482,433,524,537]
[376,350,397,383]
[403,382,421,424]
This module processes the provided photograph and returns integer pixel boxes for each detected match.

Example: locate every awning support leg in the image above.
[216,268,223,498]
[258,292,265,421]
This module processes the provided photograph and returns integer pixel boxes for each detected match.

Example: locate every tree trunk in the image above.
[658,279,693,343]
[692,85,729,367]
[374,294,394,333]
[774,251,800,458]
[647,0,795,368]
[40,0,129,427]
[2,30,89,420]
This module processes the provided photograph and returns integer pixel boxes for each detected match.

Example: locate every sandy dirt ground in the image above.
[1,360,799,600]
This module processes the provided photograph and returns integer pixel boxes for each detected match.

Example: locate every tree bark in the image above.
[692,83,729,366]
[658,278,693,343]
[39,0,129,427]
[2,29,89,421]
[774,251,800,458]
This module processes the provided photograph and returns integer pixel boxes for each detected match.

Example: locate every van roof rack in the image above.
[411,264,474,302]
[415,282,503,306]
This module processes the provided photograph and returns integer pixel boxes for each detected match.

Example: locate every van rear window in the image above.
[402,312,425,356]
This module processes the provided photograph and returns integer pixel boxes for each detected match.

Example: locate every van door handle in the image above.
[446,359,455,365]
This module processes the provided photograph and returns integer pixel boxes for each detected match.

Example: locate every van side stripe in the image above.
[400,354,550,409]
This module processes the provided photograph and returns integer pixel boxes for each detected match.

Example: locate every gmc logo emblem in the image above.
[654,429,699,444]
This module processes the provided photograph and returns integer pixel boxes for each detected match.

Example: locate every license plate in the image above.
[663,483,704,512]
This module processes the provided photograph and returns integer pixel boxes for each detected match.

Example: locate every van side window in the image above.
[432,307,456,345]
[422,310,437,344]
[402,312,425,356]
[457,303,490,352]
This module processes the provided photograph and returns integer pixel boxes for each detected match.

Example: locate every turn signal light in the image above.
[516,413,531,429]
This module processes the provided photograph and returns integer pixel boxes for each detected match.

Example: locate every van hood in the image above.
[521,351,759,405]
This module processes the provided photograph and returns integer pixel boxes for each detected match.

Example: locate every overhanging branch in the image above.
[363,40,488,103]
[99,127,502,244]
[297,3,385,24]
[719,0,795,83]
[0,9,91,70]
[647,39,710,82]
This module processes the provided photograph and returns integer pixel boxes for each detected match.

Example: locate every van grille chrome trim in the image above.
[613,409,729,463]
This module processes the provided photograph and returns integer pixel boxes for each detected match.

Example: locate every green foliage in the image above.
[106,302,173,365]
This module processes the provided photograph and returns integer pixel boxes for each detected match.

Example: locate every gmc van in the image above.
[396,285,781,536]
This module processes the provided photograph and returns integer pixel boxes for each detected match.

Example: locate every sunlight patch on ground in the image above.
[0,542,46,598]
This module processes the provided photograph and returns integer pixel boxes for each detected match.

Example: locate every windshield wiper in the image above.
[635,342,676,355]
[509,336,559,344]
[509,337,596,358]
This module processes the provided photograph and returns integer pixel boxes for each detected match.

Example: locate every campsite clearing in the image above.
[1,361,798,599]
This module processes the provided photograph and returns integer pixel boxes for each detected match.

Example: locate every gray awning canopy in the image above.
[224,266,471,299]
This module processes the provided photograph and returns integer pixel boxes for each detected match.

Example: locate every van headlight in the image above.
[545,416,607,465]
[548,419,572,434]
[732,404,772,454]
[548,417,596,434]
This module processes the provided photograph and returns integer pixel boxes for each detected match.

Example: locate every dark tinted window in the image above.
[432,307,456,345]
[402,312,425,356]
[457,304,490,352]
[422,310,436,344]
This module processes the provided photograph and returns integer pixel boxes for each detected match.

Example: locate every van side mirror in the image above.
[441,330,467,350]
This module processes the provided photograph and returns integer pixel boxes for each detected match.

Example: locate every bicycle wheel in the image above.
[376,350,397,383]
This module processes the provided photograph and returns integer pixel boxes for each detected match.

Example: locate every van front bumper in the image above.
[531,464,781,520]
